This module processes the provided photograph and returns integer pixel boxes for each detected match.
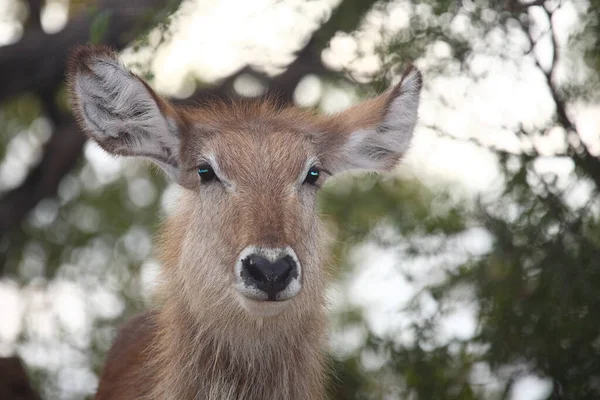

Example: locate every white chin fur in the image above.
[236,293,291,317]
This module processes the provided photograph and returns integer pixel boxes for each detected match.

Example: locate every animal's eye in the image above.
[304,166,320,185]
[198,164,218,183]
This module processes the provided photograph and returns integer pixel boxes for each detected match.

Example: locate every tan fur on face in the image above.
[165,98,329,315]
[68,45,421,400]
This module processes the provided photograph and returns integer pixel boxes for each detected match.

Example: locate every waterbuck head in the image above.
[67,45,422,322]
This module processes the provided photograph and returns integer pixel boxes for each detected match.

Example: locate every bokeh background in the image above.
[0,0,599,399]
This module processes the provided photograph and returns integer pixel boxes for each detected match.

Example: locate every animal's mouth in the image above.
[234,294,293,317]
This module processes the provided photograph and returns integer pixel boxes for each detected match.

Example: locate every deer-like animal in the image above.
[67,44,422,400]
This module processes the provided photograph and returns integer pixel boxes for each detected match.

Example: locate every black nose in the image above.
[241,254,298,301]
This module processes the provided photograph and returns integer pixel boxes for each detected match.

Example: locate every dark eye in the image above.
[198,164,218,183]
[304,166,320,185]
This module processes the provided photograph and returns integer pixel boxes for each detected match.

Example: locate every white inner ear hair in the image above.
[74,56,180,167]
[345,68,422,170]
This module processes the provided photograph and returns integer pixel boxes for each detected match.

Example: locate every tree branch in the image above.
[505,0,546,11]
[0,124,83,241]
[25,0,42,31]
[0,357,41,400]
[517,6,600,188]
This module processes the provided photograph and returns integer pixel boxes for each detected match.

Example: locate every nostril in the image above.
[247,265,265,282]
[245,256,270,283]
[273,267,291,283]
[243,255,273,283]
[272,256,294,283]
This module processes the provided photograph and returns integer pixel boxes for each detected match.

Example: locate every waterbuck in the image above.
[67,44,422,400]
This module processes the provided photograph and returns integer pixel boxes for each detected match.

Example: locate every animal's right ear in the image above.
[67,45,183,181]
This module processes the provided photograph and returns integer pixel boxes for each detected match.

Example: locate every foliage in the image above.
[1,0,600,399]
[321,0,600,399]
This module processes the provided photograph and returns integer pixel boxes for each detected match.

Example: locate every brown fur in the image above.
[67,44,420,400]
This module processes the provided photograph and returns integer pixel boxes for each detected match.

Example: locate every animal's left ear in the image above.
[318,66,422,173]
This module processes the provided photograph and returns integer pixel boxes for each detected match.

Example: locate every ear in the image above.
[319,66,422,173]
[67,45,183,180]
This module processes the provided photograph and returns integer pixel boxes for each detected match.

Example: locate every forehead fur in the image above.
[178,97,323,174]
[183,96,321,130]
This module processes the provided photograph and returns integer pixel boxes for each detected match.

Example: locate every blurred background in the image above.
[0,0,599,399]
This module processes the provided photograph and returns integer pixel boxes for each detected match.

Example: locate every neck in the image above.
[147,207,331,399]
[146,284,329,400]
